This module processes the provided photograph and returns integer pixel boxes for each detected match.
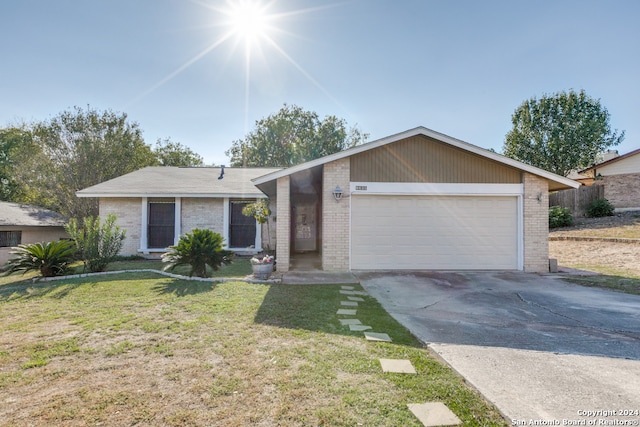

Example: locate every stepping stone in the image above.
[347,296,365,302]
[351,291,368,296]
[341,301,358,307]
[339,290,357,295]
[336,309,357,315]
[341,286,355,290]
[349,324,372,331]
[407,402,462,426]
[364,332,392,342]
[339,318,362,326]
[379,358,417,374]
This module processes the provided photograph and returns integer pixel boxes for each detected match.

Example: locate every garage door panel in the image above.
[351,195,518,270]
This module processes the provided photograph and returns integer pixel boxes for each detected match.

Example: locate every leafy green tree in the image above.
[0,126,42,203]
[65,214,126,273]
[503,89,624,177]
[14,106,158,218]
[4,240,77,277]
[225,104,367,167]
[153,138,204,166]
[162,228,233,278]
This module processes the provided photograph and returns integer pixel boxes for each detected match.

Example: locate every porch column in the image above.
[276,176,290,272]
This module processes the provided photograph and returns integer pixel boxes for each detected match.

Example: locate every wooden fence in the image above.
[549,184,604,217]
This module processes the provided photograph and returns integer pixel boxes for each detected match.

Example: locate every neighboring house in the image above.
[76,166,282,257]
[0,202,69,266]
[580,148,640,209]
[252,126,579,274]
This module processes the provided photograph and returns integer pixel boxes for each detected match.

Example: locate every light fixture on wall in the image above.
[332,185,343,202]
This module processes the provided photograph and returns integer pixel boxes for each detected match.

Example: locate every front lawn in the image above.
[0,272,506,426]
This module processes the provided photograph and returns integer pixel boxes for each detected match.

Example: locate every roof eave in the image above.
[252,126,581,190]
[76,192,268,198]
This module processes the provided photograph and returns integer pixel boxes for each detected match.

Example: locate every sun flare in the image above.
[227,0,271,45]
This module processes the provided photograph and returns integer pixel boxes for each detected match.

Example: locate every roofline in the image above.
[580,147,640,173]
[76,192,268,199]
[252,126,580,189]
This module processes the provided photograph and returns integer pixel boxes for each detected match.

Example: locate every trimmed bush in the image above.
[586,199,615,218]
[4,240,76,277]
[549,206,573,228]
[162,228,233,278]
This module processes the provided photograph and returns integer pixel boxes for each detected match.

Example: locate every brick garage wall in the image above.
[99,198,141,256]
[603,173,640,209]
[276,177,290,272]
[181,198,224,236]
[523,173,549,273]
[322,158,350,271]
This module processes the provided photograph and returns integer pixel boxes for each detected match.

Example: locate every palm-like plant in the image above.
[162,229,233,278]
[4,240,77,277]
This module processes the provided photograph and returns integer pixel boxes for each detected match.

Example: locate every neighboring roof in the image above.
[0,202,67,227]
[252,126,580,191]
[76,166,283,198]
[580,147,640,173]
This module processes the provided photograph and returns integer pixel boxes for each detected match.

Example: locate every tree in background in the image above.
[0,106,206,219]
[153,137,204,166]
[225,104,367,167]
[503,89,624,177]
[8,106,156,219]
[0,126,39,203]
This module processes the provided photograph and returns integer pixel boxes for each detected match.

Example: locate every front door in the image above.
[293,202,317,252]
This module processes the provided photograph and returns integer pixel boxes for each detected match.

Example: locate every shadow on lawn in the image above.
[0,271,197,301]
[152,279,216,296]
[253,283,422,347]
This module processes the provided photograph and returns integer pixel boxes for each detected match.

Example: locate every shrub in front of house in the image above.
[4,240,76,277]
[549,206,573,228]
[65,214,126,273]
[162,228,233,278]
[586,198,615,218]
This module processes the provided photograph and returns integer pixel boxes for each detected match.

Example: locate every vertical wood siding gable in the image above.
[350,135,522,183]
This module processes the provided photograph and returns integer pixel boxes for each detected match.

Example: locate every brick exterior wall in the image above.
[99,198,142,256]
[181,198,224,236]
[276,177,290,272]
[523,173,549,273]
[603,173,640,209]
[322,158,351,271]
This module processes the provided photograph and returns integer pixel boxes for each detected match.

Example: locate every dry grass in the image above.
[549,211,640,294]
[0,271,506,426]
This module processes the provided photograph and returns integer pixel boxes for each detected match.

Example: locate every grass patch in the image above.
[564,274,640,295]
[0,272,507,426]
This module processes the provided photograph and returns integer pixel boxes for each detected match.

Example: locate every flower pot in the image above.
[252,263,273,279]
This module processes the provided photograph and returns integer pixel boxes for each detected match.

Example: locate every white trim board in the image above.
[350,182,524,196]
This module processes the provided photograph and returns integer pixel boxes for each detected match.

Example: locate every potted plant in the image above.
[250,254,274,279]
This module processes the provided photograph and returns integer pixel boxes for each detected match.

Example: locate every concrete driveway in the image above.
[357,271,640,422]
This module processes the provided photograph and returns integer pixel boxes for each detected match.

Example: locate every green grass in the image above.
[564,273,640,295]
[0,272,506,426]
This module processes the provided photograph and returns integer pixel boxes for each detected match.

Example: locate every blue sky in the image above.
[1,0,638,166]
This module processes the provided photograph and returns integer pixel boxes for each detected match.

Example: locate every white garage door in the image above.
[351,195,519,270]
